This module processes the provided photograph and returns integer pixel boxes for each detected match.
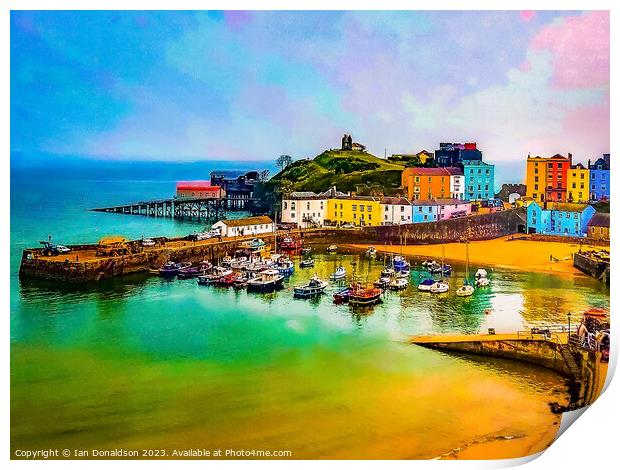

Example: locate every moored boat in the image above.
[299,258,315,268]
[373,277,391,289]
[389,277,409,290]
[430,281,449,294]
[475,268,488,278]
[333,287,351,304]
[294,275,328,298]
[417,278,435,291]
[348,283,382,306]
[475,277,490,287]
[326,244,338,253]
[276,259,295,276]
[329,266,347,281]
[456,243,474,297]
[366,246,377,257]
[246,269,285,293]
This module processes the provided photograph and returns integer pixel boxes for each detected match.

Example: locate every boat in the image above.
[221,256,233,266]
[326,244,338,253]
[276,259,295,276]
[373,277,391,289]
[215,273,237,287]
[417,278,435,291]
[366,246,377,257]
[299,259,315,268]
[246,269,285,293]
[279,237,302,251]
[177,262,210,279]
[348,283,382,306]
[475,268,488,278]
[333,287,351,304]
[422,259,435,267]
[389,277,409,290]
[301,247,312,255]
[393,255,410,273]
[158,261,181,276]
[381,267,396,278]
[428,263,452,275]
[430,281,449,293]
[294,275,328,298]
[329,266,347,281]
[456,243,474,297]
[396,267,410,278]
[475,277,490,287]
[430,246,449,294]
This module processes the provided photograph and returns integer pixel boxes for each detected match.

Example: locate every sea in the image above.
[10,158,609,459]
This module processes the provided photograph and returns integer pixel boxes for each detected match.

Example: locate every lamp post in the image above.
[568,311,572,338]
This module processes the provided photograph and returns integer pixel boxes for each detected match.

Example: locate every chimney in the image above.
[568,153,573,164]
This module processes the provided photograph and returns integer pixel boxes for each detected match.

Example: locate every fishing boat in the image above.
[246,269,285,293]
[333,287,351,304]
[389,277,409,290]
[293,275,328,298]
[326,244,338,253]
[276,258,295,276]
[178,261,212,279]
[348,283,382,306]
[329,266,347,281]
[456,243,474,297]
[280,237,302,251]
[215,272,237,287]
[299,258,315,268]
[158,261,181,276]
[417,278,435,291]
[366,246,377,257]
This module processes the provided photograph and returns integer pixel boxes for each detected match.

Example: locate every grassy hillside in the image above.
[270,149,405,194]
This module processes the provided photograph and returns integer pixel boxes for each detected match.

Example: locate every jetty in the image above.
[91,196,256,222]
[410,328,608,410]
[573,250,610,284]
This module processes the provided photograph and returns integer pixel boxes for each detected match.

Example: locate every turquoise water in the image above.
[10,162,610,459]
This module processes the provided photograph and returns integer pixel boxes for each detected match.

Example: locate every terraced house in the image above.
[401,167,462,201]
[380,197,412,225]
[281,187,347,228]
[567,163,590,203]
[325,195,381,227]
[463,160,495,201]
[526,201,595,237]
[589,154,610,201]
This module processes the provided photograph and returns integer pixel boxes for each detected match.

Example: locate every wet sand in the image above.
[350,236,606,276]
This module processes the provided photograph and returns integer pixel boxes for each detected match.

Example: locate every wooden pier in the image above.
[91,196,256,222]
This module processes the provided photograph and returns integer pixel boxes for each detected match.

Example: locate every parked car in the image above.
[340,223,356,229]
[55,245,71,254]
[141,238,156,247]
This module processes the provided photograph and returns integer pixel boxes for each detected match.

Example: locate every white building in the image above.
[212,215,274,238]
[450,174,465,200]
[380,197,412,225]
[281,187,347,228]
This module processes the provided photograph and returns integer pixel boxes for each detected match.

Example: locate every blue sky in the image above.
[11,11,609,167]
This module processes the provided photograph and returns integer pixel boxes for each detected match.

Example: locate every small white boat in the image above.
[366,246,377,257]
[475,268,488,278]
[389,277,409,290]
[417,279,435,291]
[476,277,490,287]
[381,267,395,277]
[456,284,474,297]
[247,269,285,292]
[299,259,315,268]
[430,281,449,294]
[329,266,347,281]
[396,268,410,278]
[326,244,338,253]
[373,277,391,289]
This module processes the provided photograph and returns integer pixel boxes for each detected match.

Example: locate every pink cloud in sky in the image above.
[531,11,609,89]
[520,11,536,22]
[224,11,252,30]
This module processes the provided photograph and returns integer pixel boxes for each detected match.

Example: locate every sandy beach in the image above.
[349,235,607,276]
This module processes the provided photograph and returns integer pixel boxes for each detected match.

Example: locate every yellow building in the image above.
[326,196,381,227]
[567,163,590,203]
[525,156,548,201]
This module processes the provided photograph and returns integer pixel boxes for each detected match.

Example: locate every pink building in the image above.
[434,198,472,220]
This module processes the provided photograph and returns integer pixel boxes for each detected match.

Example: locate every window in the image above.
[367,205,372,212]
[400,206,404,212]
[283,201,288,210]
[385,206,389,212]
[360,205,364,212]
[353,213,357,219]
[291,213,295,218]
[368,214,372,220]
[307,202,310,210]
[352,204,357,211]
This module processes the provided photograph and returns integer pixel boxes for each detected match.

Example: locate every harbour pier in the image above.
[410,329,608,410]
[91,196,256,221]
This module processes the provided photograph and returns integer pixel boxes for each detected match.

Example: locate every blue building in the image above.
[526,201,596,237]
[463,161,495,201]
[589,154,610,201]
[411,200,439,223]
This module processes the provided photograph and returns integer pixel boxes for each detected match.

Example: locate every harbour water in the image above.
[10,161,610,459]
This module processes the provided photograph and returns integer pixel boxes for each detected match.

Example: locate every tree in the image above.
[277,179,294,198]
[276,154,293,171]
[258,169,270,182]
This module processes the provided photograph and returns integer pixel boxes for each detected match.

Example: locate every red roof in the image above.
[403,167,462,176]
[176,181,221,191]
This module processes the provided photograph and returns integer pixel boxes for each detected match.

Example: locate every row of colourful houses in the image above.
[400,144,495,202]
[281,187,472,228]
[525,153,610,204]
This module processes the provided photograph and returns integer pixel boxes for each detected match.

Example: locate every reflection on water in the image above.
[11,252,609,458]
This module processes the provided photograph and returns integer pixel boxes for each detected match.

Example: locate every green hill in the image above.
[269,149,405,194]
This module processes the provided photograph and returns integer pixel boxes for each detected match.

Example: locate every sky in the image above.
[11,10,610,172]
